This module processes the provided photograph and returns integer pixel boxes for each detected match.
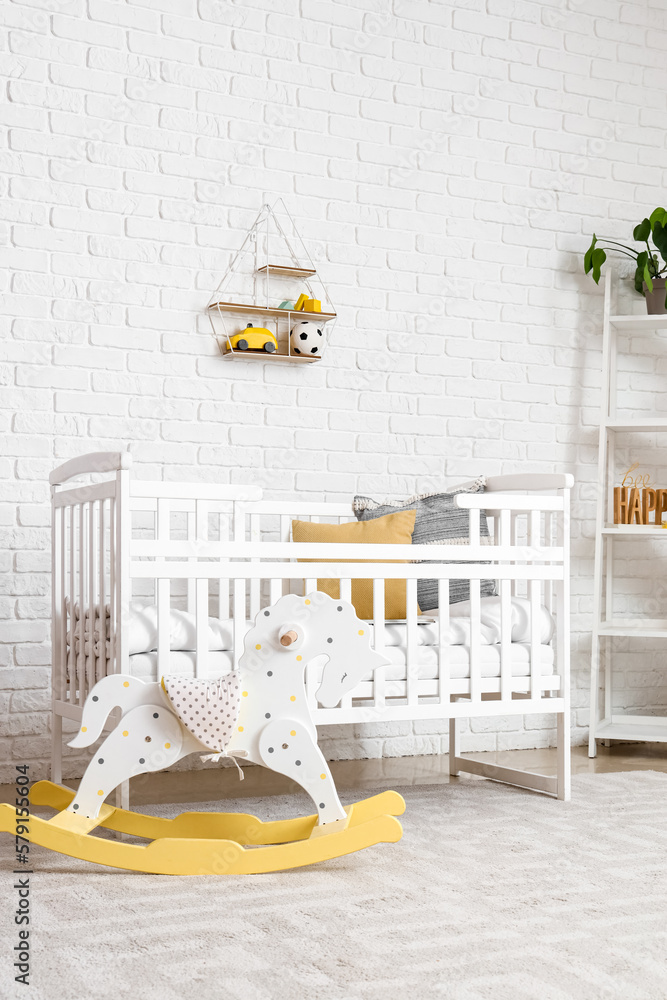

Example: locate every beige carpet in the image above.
[2,772,667,1000]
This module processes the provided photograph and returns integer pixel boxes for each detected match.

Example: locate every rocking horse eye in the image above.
[327,637,333,643]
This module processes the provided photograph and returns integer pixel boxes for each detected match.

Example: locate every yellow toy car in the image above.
[229,324,278,353]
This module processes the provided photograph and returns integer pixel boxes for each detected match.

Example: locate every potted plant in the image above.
[584,207,667,314]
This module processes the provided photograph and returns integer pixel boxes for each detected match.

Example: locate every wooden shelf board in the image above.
[256,264,317,277]
[610,314,667,330]
[606,419,667,432]
[595,718,667,742]
[221,350,320,364]
[209,301,336,321]
[598,618,667,638]
[602,525,667,535]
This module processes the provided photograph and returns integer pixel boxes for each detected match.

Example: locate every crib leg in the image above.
[116,780,130,811]
[448,718,460,777]
[556,711,571,802]
[51,713,63,786]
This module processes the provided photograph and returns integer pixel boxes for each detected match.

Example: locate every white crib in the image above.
[50,453,572,800]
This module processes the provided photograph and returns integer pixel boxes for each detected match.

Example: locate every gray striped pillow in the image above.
[353,479,496,610]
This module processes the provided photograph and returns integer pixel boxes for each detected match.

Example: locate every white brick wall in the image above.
[2,0,667,780]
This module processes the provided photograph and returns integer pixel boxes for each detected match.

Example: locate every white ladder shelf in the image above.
[589,270,667,756]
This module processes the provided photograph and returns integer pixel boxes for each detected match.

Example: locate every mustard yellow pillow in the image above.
[291,509,417,620]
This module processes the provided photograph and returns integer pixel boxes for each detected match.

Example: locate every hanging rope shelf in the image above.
[207,201,337,364]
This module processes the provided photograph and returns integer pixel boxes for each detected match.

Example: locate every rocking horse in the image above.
[0,594,405,874]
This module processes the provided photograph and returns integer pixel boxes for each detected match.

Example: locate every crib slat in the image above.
[269,578,282,605]
[52,505,64,706]
[97,500,106,682]
[196,501,209,679]
[116,469,131,684]
[469,508,481,704]
[438,578,450,707]
[372,578,386,710]
[232,504,246,665]
[217,511,230,620]
[187,511,196,617]
[249,513,261,618]
[280,514,291,598]
[498,509,512,703]
[157,500,171,678]
[88,501,96,697]
[529,509,541,698]
[78,503,86,707]
[109,498,115,673]
[469,578,481,704]
[500,577,512,704]
[406,578,418,706]
[59,506,67,700]
[543,512,552,616]
[67,505,75,697]
[511,512,518,597]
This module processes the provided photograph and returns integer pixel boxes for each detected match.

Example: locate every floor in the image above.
[5,742,667,806]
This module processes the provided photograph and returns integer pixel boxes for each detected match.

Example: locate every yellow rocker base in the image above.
[0,781,405,875]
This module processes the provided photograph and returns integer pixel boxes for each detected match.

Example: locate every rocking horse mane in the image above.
[238,592,360,680]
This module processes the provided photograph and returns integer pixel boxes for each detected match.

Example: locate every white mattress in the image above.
[71,595,557,686]
[129,643,555,684]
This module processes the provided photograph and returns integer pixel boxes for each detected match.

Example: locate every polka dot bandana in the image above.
[163,673,241,752]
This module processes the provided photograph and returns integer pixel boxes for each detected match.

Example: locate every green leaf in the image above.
[591,247,606,284]
[584,234,597,274]
[652,221,667,264]
[644,264,654,294]
[634,218,651,242]
[650,207,667,228]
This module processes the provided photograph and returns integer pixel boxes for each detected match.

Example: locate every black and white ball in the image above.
[290,320,324,356]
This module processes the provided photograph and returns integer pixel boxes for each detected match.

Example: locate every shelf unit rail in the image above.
[589,270,667,755]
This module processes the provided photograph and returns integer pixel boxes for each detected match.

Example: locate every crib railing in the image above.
[51,453,570,727]
[127,491,568,722]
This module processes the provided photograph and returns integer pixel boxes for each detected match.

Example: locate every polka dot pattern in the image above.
[163,673,241,752]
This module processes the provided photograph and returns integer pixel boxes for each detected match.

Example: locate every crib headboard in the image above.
[50,452,262,712]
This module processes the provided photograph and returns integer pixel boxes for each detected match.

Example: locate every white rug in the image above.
[2,772,667,1000]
